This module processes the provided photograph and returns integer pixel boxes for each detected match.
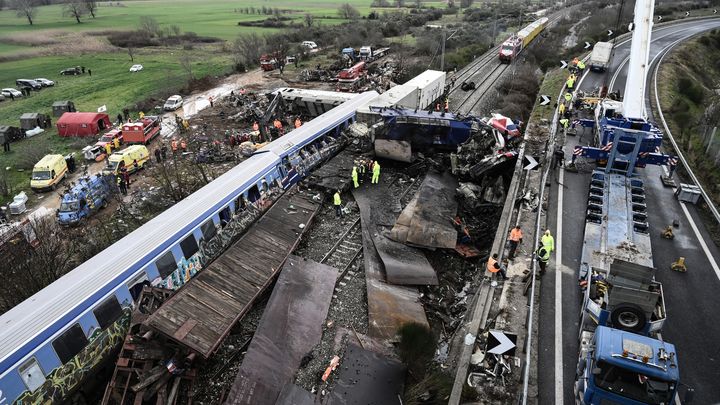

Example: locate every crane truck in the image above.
[570,1,683,404]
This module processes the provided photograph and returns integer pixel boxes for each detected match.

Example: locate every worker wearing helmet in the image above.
[334,190,343,218]
[541,230,555,254]
[371,161,381,184]
[351,166,359,189]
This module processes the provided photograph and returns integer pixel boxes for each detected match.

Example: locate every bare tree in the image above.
[63,0,86,23]
[233,32,265,66]
[83,0,97,18]
[303,13,314,27]
[138,15,160,36]
[179,54,195,80]
[127,46,135,62]
[395,0,405,8]
[266,34,291,74]
[170,24,181,37]
[337,3,360,20]
[11,0,37,26]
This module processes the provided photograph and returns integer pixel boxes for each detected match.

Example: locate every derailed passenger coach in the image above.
[0,91,379,405]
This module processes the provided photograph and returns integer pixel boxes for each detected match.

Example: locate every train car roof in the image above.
[260,90,379,157]
[0,151,280,372]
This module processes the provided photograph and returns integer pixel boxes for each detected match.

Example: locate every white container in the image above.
[404,70,446,110]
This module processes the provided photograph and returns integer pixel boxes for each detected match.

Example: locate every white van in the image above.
[302,41,318,50]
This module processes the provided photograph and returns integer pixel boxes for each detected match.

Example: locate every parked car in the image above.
[60,66,82,75]
[163,95,183,111]
[15,79,42,90]
[0,94,5,102]
[302,41,318,49]
[34,78,55,87]
[129,64,143,72]
[1,88,23,98]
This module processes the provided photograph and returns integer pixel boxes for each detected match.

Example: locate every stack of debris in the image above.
[102,287,198,405]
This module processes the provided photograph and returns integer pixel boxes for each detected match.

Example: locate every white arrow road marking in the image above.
[488,330,516,355]
[560,60,568,69]
[584,42,592,49]
[540,95,551,106]
[524,155,539,170]
[608,29,613,36]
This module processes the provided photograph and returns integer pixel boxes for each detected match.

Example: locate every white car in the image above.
[34,78,55,87]
[163,95,183,111]
[301,41,318,49]
[1,88,23,98]
[129,64,144,72]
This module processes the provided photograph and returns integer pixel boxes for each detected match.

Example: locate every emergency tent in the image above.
[56,112,111,137]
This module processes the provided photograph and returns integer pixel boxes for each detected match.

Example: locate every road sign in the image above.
[540,95,551,106]
[584,42,592,49]
[657,15,663,21]
[524,155,539,171]
[685,11,690,17]
[607,29,613,37]
[714,9,718,14]
[560,60,567,69]
[487,330,517,356]
[628,22,635,31]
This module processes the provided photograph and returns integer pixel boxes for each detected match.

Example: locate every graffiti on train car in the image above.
[13,304,132,404]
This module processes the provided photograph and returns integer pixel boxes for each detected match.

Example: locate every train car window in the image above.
[235,195,248,213]
[19,357,45,392]
[219,207,232,228]
[180,234,199,258]
[200,219,217,241]
[247,185,261,203]
[51,324,88,364]
[93,295,123,329]
[127,272,149,301]
[155,251,177,279]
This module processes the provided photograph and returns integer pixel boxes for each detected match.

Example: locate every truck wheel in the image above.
[610,304,646,332]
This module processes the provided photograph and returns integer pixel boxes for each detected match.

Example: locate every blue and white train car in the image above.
[0,90,378,404]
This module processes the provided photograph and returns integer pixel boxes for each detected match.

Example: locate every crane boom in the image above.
[622,0,655,120]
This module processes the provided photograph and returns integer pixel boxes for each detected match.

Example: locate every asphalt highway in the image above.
[538,18,720,405]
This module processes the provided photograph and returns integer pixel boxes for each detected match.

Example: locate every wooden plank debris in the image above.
[144,189,320,358]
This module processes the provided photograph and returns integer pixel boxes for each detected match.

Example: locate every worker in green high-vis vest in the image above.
[372,160,380,184]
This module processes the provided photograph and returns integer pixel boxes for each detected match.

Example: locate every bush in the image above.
[678,77,704,104]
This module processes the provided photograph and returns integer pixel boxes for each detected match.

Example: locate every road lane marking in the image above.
[555,167,565,405]
[679,202,720,281]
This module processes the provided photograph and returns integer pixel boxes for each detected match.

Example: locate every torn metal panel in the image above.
[145,190,320,358]
[390,171,458,249]
[275,384,316,405]
[225,256,337,405]
[354,184,429,339]
[325,343,406,405]
[374,139,412,163]
[353,184,438,286]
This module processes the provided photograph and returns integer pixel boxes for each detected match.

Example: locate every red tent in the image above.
[56,112,111,137]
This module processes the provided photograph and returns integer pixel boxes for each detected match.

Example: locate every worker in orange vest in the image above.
[171,138,178,154]
[444,97,449,112]
[294,117,302,128]
[507,226,523,259]
[180,139,187,151]
[486,253,508,280]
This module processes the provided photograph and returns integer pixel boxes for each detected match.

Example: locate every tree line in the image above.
[10,0,98,25]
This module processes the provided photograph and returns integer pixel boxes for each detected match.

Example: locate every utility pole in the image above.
[441,29,446,72]
[491,2,498,47]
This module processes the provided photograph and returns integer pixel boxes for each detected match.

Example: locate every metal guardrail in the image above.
[652,33,720,226]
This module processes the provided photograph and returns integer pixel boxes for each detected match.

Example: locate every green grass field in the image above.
[0,0,379,44]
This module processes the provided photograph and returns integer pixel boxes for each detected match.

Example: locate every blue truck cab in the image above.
[575,326,679,405]
[341,47,356,62]
[57,175,112,226]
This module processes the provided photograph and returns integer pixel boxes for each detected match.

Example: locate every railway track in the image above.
[320,218,363,286]
[454,63,510,115]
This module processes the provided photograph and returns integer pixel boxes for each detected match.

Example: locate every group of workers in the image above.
[170,138,188,155]
[115,161,137,196]
[350,159,381,189]
[103,136,122,157]
[334,159,381,218]
[485,227,556,280]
